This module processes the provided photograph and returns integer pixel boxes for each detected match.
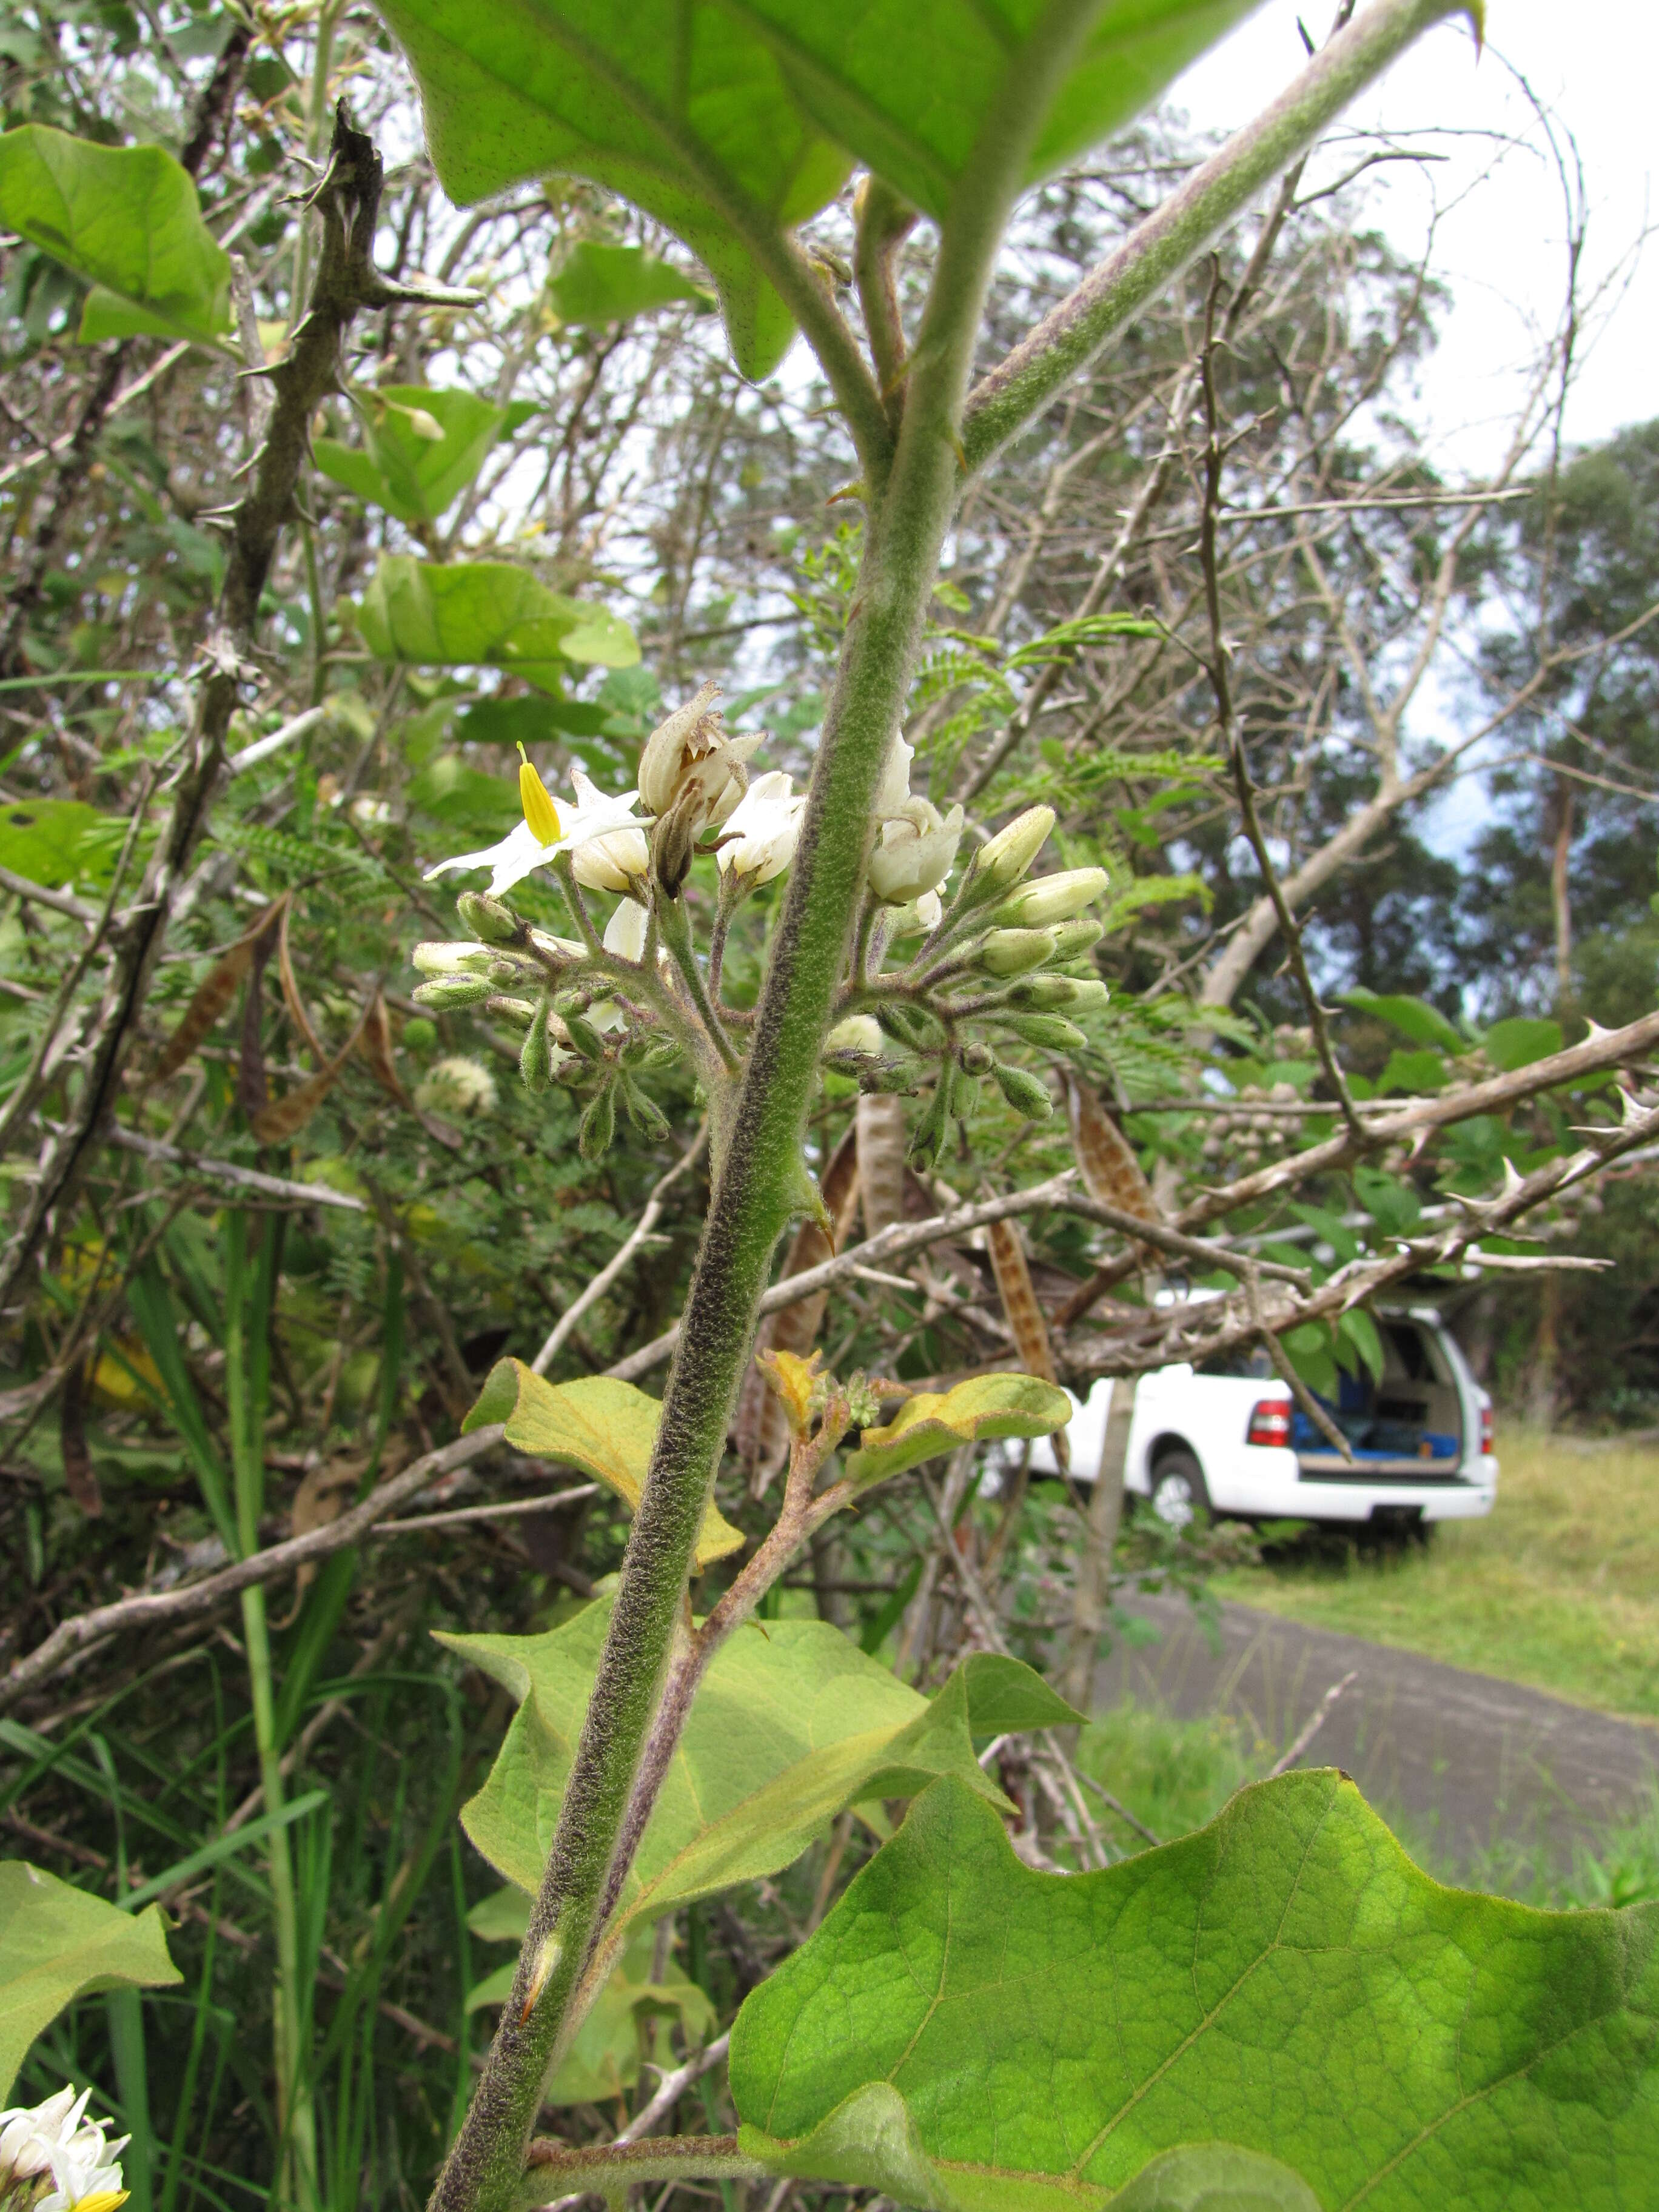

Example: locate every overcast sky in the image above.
[1169,0,1655,477]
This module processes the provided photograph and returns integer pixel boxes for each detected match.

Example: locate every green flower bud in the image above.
[456,891,525,947]
[412,974,493,1010]
[875,1002,937,1048]
[992,867,1109,929]
[963,806,1055,902]
[620,1073,670,1141]
[994,1010,1087,1050]
[578,1081,617,1161]
[520,1006,554,1093]
[978,928,1056,977]
[907,1079,950,1168]
[563,1011,608,1061]
[412,940,497,977]
[484,994,537,1028]
[1007,974,1110,1010]
[401,1016,438,1051]
[960,1041,995,1074]
[1048,917,1104,962]
[992,1061,1054,1119]
[857,1057,921,1096]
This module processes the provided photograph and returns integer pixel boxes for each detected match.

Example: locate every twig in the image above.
[106,1125,370,1212]
[1068,1766,1162,1849]
[0,866,99,925]
[374,1484,597,1535]
[1267,1671,1358,1778]
[528,2034,735,2211]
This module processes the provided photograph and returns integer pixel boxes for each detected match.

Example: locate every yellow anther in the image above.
[517,746,561,846]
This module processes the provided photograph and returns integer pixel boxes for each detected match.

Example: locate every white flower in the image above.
[425,763,645,899]
[868,799,964,905]
[716,770,805,886]
[411,941,497,976]
[2,2088,128,2212]
[568,769,650,892]
[602,897,649,962]
[873,732,914,817]
[637,681,762,827]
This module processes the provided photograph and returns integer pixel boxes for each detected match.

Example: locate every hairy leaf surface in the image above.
[730,1772,1659,2212]
[0,1860,182,2099]
[443,1604,1074,1936]
[0,126,232,344]
[370,0,1257,377]
[843,1373,1072,1486]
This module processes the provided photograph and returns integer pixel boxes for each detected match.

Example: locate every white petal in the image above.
[603,897,649,961]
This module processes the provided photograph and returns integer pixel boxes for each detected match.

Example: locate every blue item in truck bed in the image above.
[1291,1408,1459,1460]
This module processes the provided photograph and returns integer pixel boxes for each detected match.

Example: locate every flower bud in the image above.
[977,928,1056,977]
[1007,974,1109,1010]
[824,1014,883,1058]
[520,1007,554,1093]
[857,1059,920,1095]
[484,994,537,1028]
[455,891,525,945]
[717,770,805,886]
[412,941,496,976]
[994,1010,1087,1050]
[620,1073,670,1141]
[992,867,1108,929]
[991,1062,1054,1119]
[964,806,1054,900]
[572,822,651,893]
[412,974,493,1010]
[959,1041,995,1074]
[603,896,650,962]
[1048,918,1104,962]
[562,1010,609,1061]
[868,800,964,905]
[578,1081,617,1161]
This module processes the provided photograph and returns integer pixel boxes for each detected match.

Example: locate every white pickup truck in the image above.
[1032,1305,1497,1531]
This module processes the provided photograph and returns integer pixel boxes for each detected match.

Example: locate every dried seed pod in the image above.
[250,1006,369,1144]
[857,1091,909,1238]
[149,893,287,1086]
[985,1215,1068,1472]
[1064,1073,1161,1228]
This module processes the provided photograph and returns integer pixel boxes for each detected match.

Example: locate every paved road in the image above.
[1096,1592,1659,1876]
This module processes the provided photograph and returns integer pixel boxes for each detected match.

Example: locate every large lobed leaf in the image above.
[315,386,533,526]
[461,1361,745,1569]
[0,124,232,345]
[369,0,1259,378]
[357,557,638,688]
[443,1601,1075,1939]
[0,1860,182,2100]
[729,1771,1659,2212]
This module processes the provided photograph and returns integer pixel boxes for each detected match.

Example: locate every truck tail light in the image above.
[1247,1398,1292,1449]
[1481,1404,1493,1454]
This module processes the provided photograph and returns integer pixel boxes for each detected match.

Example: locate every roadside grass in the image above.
[1207,1426,1659,1721]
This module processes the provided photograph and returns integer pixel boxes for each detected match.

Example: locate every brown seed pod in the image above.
[736,1127,860,1496]
[250,1000,372,1144]
[1065,1072,1162,1242]
[149,894,287,1087]
[857,1091,908,1238]
[985,1214,1069,1473]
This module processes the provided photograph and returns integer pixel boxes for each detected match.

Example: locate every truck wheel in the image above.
[1150,1448,1210,1530]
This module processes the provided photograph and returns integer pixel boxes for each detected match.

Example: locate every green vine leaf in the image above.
[461,1360,744,1568]
[441,1603,1076,1940]
[368,0,1260,380]
[0,125,233,346]
[315,386,519,525]
[0,1860,183,2100]
[357,557,639,688]
[843,1373,1071,1486]
[729,1771,1659,2212]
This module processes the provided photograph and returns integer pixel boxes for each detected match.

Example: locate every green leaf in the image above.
[843,1373,1072,1486]
[0,126,232,346]
[0,1860,183,2100]
[357,557,639,689]
[1336,1304,1384,1386]
[1338,987,1464,1054]
[461,1359,743,1568]
[548,240,715,324]
[1351,1164,1420,1238]
[1481,1016,1563,1072]
[729,1771,1659,2212]
[0,797,129,890]
[369,0,1259,380]
[1109,2147,1319,2212]
[1378,1047,1446,1095]
[468,1920,715,2105]
[314,386,516,525]
[442,1601,1074,1939]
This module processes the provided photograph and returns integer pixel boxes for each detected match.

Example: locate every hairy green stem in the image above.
[960,0,1473,473]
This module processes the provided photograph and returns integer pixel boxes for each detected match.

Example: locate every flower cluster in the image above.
[411,682,1110,1165]
[1,2088,129,2212]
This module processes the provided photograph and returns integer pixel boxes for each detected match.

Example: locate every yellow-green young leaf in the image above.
[730,1772,1659,2212]
[0,1860,183,2099]
[314,386,517,525]
[441,1600,1076,1940]
[366,0,1259,380]
[467,1920,714,2106]
[357,557,638,689]
[843,1373,1073,1486]
[548,241,716,326]
[461,1360,743,1568]
[0,126,232,346]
